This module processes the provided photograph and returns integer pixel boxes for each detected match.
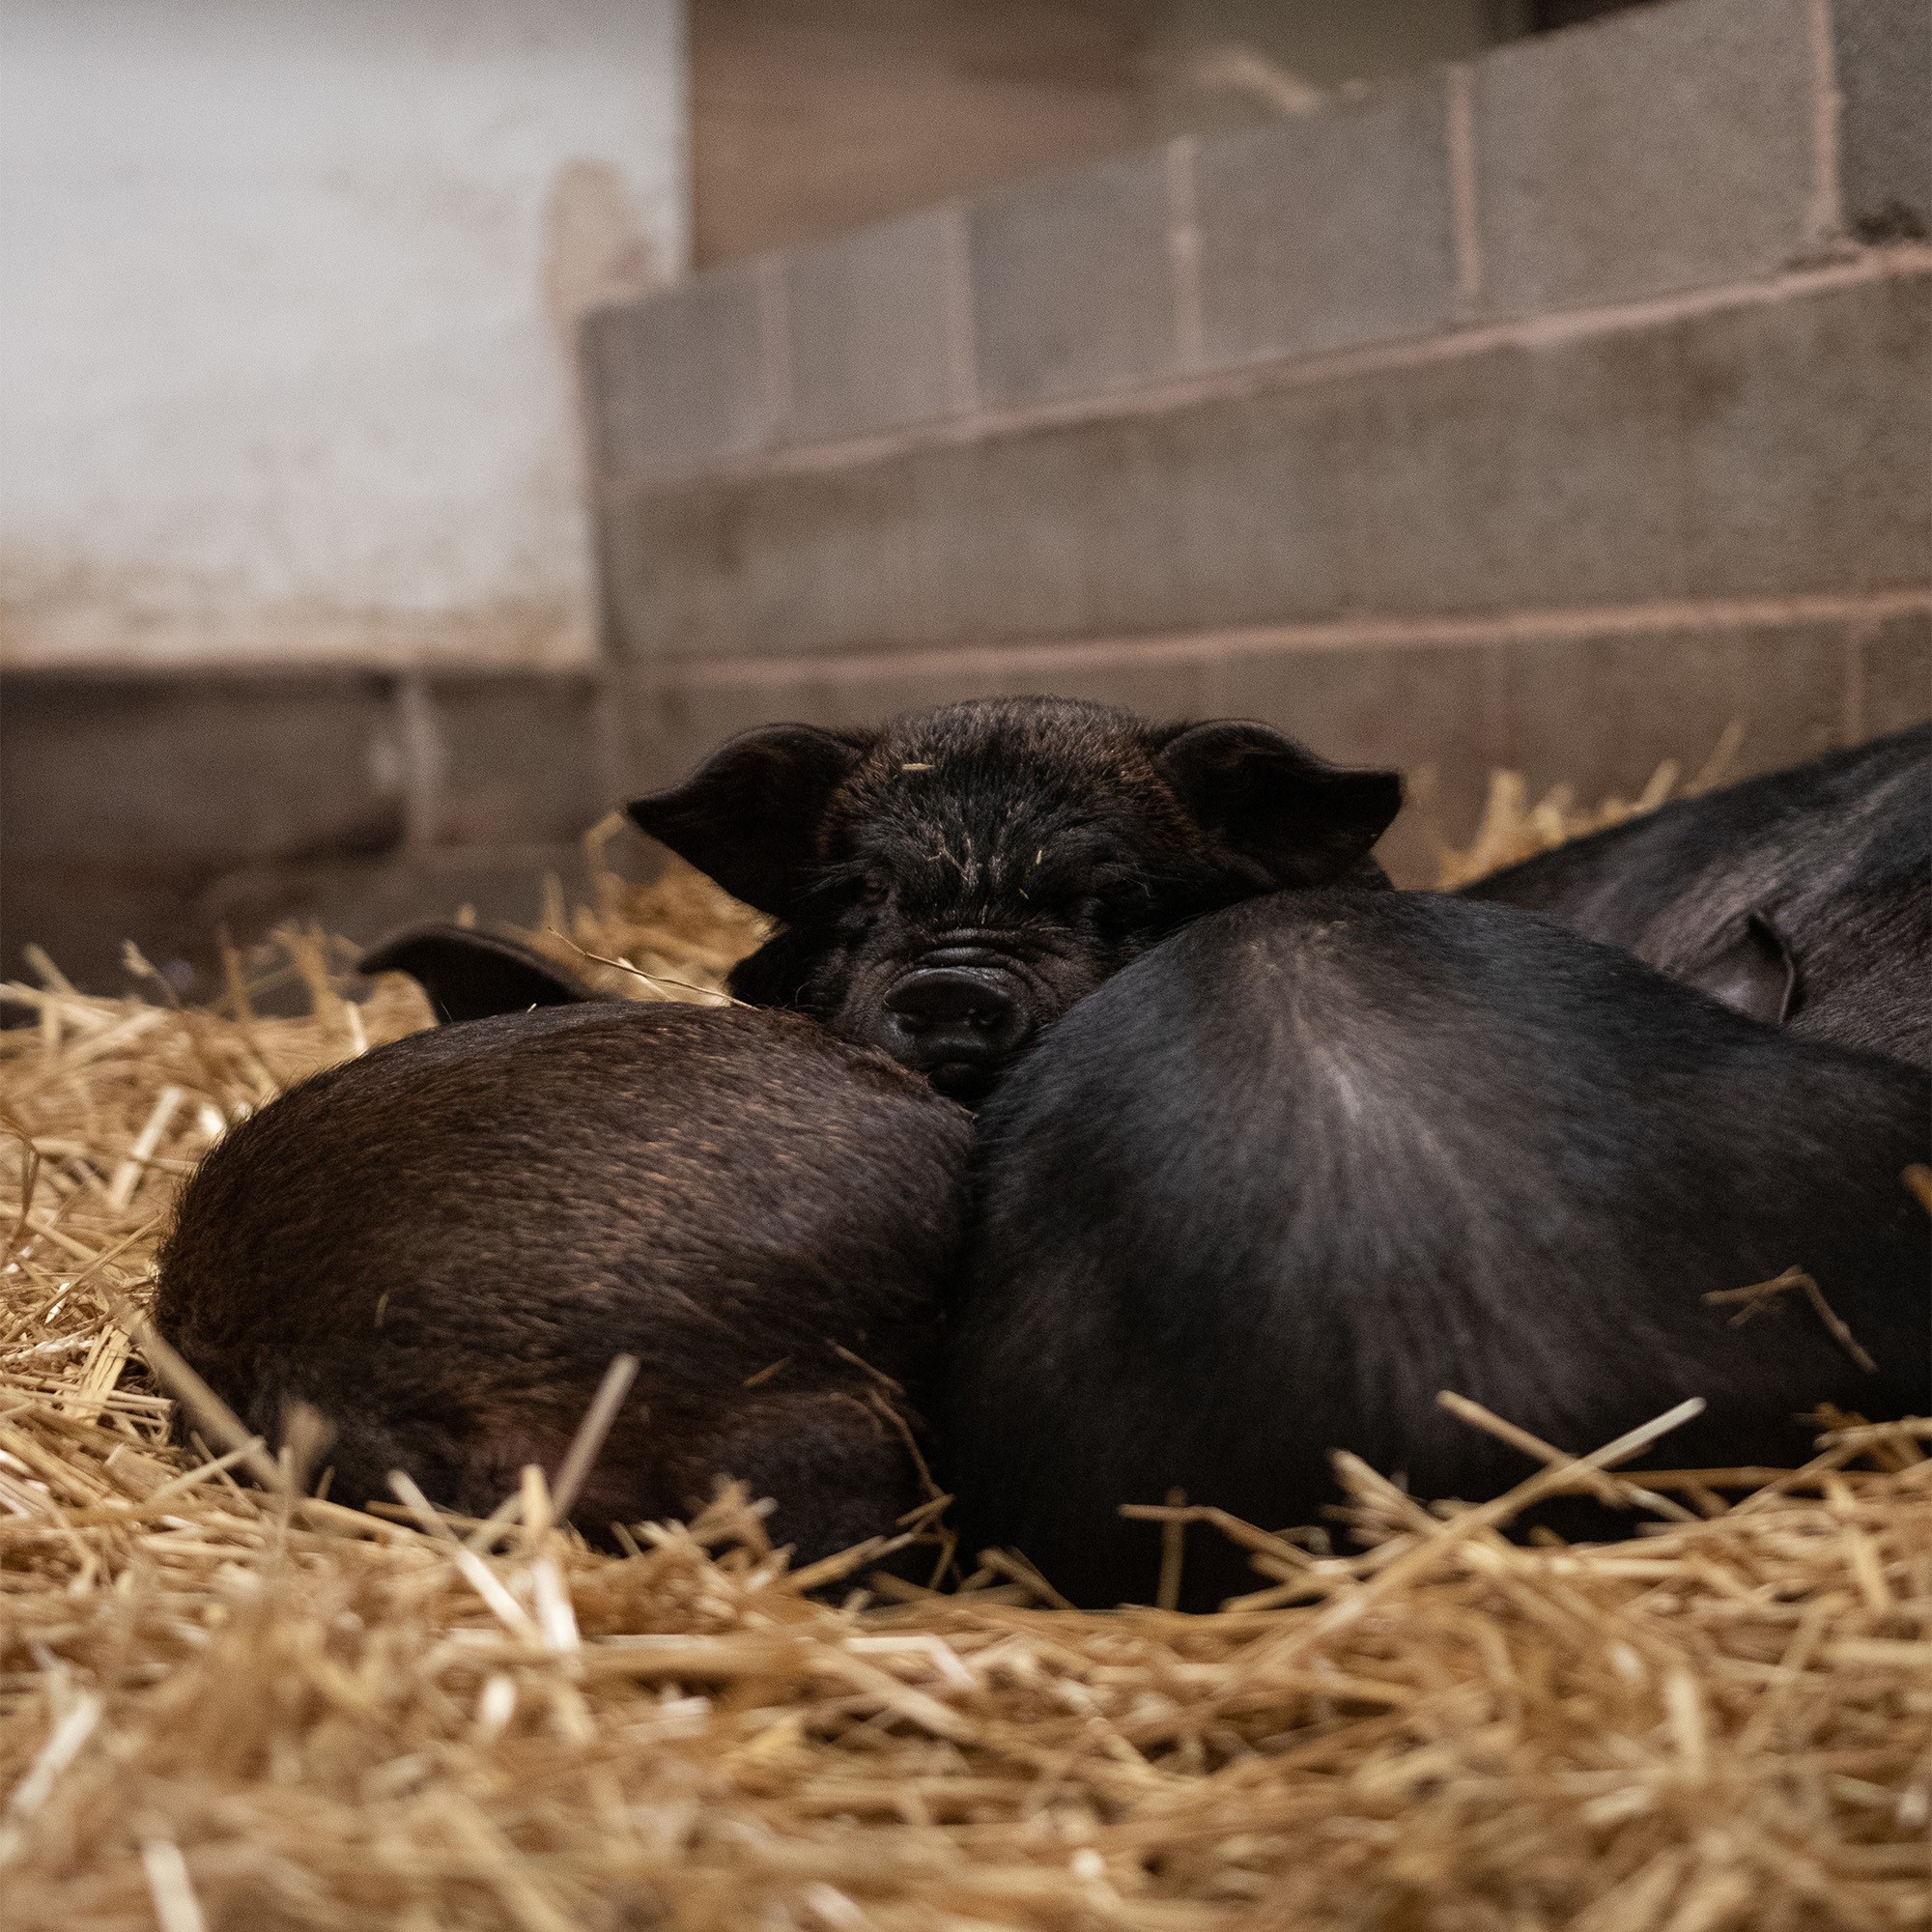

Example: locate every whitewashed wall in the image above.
[0,0,687,668]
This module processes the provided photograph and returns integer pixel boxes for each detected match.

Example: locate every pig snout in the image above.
[877,950,1037,1100]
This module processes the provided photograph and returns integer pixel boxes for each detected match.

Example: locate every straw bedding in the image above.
[2,791,1928,1931]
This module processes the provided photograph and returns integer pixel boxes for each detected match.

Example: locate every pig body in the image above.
[155,1003,973,1561]
[944,891,1931,1609]
[1463,724,1930,1065]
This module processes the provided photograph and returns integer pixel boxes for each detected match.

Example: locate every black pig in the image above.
[1463,724,1930,1065]
[357,923,598,1024]
[625,696,1402,1103]
[944,891,1931,1610]
[155,1002,972,1562]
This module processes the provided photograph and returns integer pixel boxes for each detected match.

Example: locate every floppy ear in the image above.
[1156,721,1404,888]
[1679,911,1803,1027]
[358,924,600,1025]
[625,724,876,918]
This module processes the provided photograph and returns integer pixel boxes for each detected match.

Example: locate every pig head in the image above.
[628,696,1402,1102]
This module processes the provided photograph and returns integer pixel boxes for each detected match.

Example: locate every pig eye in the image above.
[1067,892,1125,929]
[1067,880,1155,931]
[856,869,894,909]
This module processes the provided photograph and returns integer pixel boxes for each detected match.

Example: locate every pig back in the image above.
[155,1002,973,1560]
[945,890,1930,1609]
[1462,724,1930,1066]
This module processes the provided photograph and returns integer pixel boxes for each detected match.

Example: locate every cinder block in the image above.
[1671,271,1931,601]
[1195,78,1457,368]
[1860,611,1932,738]
[602,373,1367,662]
[969,149,1179,408]
[1472,0,1818,313]
[0,672,407,865]
[581,265,776,486]
[425,672,609,848]
[600,451,957,665]
[920,380,1410,645]
[1833,0,1932,242]
[1493,621,1848,810]
[600,273,1930,661]
[1349,271,1930,614]
[786,209,963,443]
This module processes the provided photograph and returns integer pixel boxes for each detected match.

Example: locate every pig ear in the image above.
[625,723,875,917]
[358,924,599,1025]
[1157,721,1404,887]
[1680,911,1803,1027]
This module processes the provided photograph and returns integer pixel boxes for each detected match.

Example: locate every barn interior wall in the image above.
[0,0,688,673]
[3,0,1926,992]
[590,0,1931,893]
[686,0,1530,269]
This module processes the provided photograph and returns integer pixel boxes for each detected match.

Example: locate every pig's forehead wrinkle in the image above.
[854,746,1151,813]
[860,711,1172,814]
[844,783,1143,869]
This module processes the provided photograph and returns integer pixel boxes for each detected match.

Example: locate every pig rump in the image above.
[154,1004,973,1564]
[945,892,1931,1611]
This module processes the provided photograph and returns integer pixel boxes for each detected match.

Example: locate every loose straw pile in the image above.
[2,843,1927,1929]
[1424,724,1746,890]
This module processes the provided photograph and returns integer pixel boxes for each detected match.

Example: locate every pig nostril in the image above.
[885,968,1015,1033]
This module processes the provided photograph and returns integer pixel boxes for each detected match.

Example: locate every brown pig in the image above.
[154,1002,973,1562]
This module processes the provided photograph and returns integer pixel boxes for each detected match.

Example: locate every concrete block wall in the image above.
[0,669,622,993]
[5,0,1929,989]
[591,0,1931,892]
